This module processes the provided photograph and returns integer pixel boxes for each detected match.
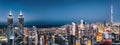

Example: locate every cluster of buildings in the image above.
[0,4,120,45]
[7,10,24,45]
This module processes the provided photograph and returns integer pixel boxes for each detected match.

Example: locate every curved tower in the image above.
[18,11,24,31]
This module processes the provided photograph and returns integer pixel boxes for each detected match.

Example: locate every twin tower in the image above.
[8,11,24,30]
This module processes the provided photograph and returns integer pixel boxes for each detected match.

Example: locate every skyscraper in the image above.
[66,25,71,35]
[18,11,24,31]
[72,22,76,36]
[75,24,79,39]
[8,10,13,30]
[110,4,113,25]
[33,26,38,45]
[7,11,14,45]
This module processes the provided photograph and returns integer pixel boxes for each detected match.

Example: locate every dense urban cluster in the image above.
[0,4,120,45]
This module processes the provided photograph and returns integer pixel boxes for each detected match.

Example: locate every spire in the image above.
[20,10,23,15]
[9,10,12,15]
[110,4,113,23]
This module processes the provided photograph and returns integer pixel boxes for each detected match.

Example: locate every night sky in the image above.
[0,0,120,27]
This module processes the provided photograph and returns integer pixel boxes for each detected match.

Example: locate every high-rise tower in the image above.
[110,4,113,24]
[72,22,76,36]
[18,11,24,31]
[80,19,85,30]
[8,10,15,45]
[8,10,13,30]
[66,25,71,35]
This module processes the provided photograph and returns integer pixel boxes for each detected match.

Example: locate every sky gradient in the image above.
[0,0,120,26]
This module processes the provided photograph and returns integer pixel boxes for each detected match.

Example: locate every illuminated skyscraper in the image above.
[7,10,14,45]
[18,11,24,31]
[8,10,13,30]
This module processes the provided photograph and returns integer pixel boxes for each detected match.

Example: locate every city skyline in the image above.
[0,0,120,26]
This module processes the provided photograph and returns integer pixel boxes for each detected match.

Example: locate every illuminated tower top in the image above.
[9,10,12,15]
[8,10,13,18]
[18,11,24,18]
[20,10,23,15]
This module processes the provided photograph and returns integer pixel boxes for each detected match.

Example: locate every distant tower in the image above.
[72,22,76,36]
[32,26,38,45]
[8,10,13,30]
[110,4,113,24]
[66,25,70,35]
[18,11,24,31]
[75,24,79,39]
[80,19,85,30]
